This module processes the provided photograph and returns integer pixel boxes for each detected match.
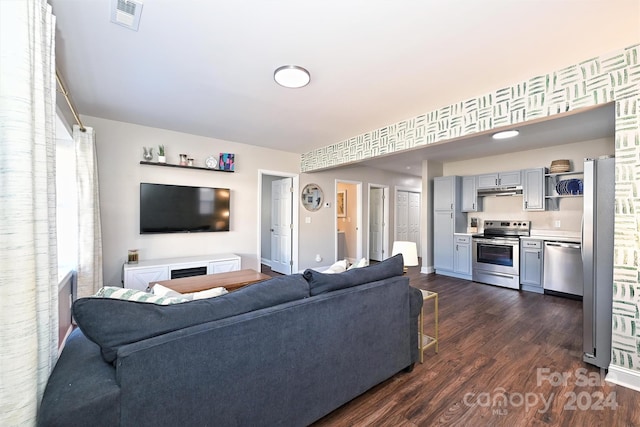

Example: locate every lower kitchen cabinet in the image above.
[520,239,543,293]
[453,234,472,279]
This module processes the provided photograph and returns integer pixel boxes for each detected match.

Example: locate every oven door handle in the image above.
[481,271,515,279]
[473,238,518,246]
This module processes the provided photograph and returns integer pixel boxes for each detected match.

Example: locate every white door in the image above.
[369,188,384,261]
[271,178,292,274]
[396,191,409,241]
[408,191,421,254]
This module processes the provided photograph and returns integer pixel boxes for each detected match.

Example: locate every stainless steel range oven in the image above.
[472,220,530,289]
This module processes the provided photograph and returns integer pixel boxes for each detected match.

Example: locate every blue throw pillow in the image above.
[303,254,404,296]
[73,274,310,363]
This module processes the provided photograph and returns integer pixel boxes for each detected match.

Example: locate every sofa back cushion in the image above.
[73,274,310,363]
[303,254,404,296]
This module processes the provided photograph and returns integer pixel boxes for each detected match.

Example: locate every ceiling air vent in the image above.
[110,0,143,31]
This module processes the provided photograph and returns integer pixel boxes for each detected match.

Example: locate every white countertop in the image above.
[524,230,581,243]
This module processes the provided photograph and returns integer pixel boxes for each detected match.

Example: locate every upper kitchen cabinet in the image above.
[461,175,481,212]
[522,168,545,211]
[433,175,458,211]
[477,170,521,188]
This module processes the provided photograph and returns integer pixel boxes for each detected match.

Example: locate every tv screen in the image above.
[140,183,230,234]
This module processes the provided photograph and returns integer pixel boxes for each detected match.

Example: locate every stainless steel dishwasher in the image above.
[543,241,583,296]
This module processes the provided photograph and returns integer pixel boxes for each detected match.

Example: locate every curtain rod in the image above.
[55,69,86,132]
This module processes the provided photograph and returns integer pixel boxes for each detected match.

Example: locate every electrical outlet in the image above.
[305,217,311,224]
[554,220,561,228]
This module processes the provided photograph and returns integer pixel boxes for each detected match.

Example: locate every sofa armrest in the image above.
[38,329,120,427]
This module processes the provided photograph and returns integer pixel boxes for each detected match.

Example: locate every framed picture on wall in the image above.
[337,190,347,218]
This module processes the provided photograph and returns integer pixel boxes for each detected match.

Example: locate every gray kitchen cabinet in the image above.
[433,176,467,277]
[434,210,455,271]
[477,170,521,188]
[453,234,472,278]
[433,175,456,211]
[522,168,545,211]
[520,239,543,293]
[461,175,480,212]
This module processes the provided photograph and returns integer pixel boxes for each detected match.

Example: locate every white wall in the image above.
[443,137,614,233]
[85,116,300,285]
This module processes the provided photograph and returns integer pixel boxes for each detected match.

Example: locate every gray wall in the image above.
[299,166,421,269]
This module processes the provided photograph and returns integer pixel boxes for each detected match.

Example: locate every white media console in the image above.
[123,254,241,291]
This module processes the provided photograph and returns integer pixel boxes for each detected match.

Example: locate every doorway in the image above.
[258,171,299,274]
[368,184,389,262]
[395,187,421,255]
[335,180,362,263]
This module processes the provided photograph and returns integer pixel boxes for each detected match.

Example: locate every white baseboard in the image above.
[606,365,640,392]
[260,258,271,267]
[421,266,434,274]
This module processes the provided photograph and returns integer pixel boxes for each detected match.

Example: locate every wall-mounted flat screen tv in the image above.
[140,183,230,234]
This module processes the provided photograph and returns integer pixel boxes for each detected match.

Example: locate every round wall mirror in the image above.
[301,183,323,211]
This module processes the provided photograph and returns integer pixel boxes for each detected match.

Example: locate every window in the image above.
[55,115,78,281]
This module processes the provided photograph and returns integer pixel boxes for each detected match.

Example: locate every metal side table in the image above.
[419,290,438,363]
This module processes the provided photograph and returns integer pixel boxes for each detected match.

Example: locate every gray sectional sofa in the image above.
[38,254,422,426]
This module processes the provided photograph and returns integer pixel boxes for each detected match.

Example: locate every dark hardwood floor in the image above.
[261,264,640,426]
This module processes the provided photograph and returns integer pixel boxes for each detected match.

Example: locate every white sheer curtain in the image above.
[0,0,58,425]
[74,125,104,297]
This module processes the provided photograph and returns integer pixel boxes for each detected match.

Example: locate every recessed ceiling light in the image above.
[274,65,310,88]
[492,130,520,140]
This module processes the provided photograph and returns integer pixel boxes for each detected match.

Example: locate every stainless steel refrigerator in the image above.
[582,157,615,369]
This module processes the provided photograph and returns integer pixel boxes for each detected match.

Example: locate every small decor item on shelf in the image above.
[179,154,188,166]
[127,249,139,264]
[550,159,571,173]
[205,155,218,169]
[158,145,166,163]
[187,158,194,166]
[219,153,235,171]
[143,147,153,161]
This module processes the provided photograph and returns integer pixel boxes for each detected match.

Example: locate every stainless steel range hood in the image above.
[477,186,523,197]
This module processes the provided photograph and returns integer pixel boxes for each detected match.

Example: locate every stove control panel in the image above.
[483,220,530,237]
[484,220,530,229]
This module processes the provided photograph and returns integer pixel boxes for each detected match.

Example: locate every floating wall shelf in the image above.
[139,161,234,173]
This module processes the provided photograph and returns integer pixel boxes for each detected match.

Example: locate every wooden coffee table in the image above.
[150,269,271,294]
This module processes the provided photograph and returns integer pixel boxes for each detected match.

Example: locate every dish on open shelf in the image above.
[555,178,583,195]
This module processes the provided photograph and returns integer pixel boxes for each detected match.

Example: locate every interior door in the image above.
[270,178,292,274]
[369,188,384,261]
[408,191,421,254]
[396,191,409,241]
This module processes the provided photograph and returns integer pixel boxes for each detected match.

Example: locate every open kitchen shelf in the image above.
[545,170,583,210]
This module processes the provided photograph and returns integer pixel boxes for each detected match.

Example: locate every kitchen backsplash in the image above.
[469,194,583,232]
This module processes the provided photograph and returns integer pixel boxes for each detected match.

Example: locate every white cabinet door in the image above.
[461,176,478,212]
[124,267,168,291]
[209,259,241,273]
[433,211,454,271]
[523,168,545,211]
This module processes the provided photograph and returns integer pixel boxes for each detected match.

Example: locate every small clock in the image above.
[205,155,218,169]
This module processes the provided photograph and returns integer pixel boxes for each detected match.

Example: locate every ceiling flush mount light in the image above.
[492,130,520,140]
[274,65,310,88]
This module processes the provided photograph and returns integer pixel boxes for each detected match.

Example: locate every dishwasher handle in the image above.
[545,242,581,249]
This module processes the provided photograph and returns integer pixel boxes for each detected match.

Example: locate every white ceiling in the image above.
[51,1,638,159]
